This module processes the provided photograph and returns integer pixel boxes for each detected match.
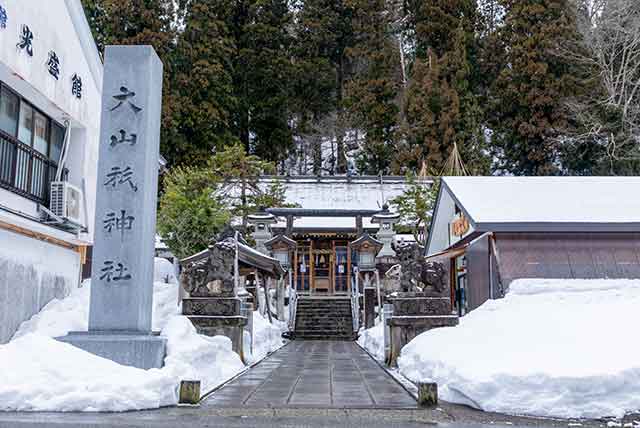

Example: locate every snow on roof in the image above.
[155,234,169,250]
[273,216,379,230]
[261,176,414,211]
[443,176,640,227]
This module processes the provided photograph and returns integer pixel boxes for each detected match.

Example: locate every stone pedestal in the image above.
[58,332,166,369]
[386,292,458,367]
[182,297,247,357]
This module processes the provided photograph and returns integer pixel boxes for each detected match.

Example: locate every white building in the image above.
[0,1,102,343]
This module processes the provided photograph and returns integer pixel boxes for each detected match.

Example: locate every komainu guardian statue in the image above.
[394,242,447,295]
[182,238,236,297]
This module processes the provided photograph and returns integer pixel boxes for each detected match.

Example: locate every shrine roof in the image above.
[259,175,430,211]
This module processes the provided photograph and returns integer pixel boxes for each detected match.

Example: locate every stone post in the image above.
[179,380,201,405]
[418,382,438,407]
[276,277,285,321]
[241,301,254,355]
[58,46,166,369]
[383,303,394,366]
[364,287,376,329]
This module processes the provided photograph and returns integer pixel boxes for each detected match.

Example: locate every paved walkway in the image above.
[203,341,417,409]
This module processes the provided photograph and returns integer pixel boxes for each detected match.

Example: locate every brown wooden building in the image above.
[426,177,640,315]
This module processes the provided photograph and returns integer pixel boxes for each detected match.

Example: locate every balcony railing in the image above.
[0,129,67,206]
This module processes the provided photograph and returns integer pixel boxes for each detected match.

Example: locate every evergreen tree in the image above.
[490,0,591,175]
[80,0,176,59]
[211,143,277,231]
[347,0,403,174]
[401,49,460,173]
[291,0,356,174]
[81,0,180,166]
[400,1,488,174]
[167,1,238,167]
[221,0,295,164]
[407,0,479,59]
[157,165,229,259]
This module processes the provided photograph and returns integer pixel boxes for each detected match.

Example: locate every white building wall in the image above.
[0,228,80,343]
[427,188,457,255]
[0,0,101,343]
[0,0,101,236]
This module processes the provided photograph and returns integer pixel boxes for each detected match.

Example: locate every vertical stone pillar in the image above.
[356,215,363,236]
[276,277,285,321]
[364,287,376,329]
[58,46,166,369]
[383,303,394,366]
[418,382,438,407]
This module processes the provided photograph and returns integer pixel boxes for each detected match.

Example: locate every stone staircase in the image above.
[294,297,356,340]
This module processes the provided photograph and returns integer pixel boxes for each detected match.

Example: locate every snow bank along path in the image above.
[0,258,286,412]
[396,279,640,419]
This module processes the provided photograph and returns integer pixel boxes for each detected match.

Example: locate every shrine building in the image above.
[246,175,430,339]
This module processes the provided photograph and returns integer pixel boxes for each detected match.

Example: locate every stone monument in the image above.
[385,242,458,366]
[58,46,166,369]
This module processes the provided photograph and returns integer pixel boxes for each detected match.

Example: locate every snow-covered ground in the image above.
[0,258,286,412]
[394,279,640,420]
[357,322,384,362]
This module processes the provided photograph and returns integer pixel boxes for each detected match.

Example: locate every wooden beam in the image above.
[0,219,82,252]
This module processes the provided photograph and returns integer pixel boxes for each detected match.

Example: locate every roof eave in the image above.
[478,222,640,233]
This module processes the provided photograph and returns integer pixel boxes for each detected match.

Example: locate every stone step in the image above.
[295,298,356,340]
[296,310,352,314]
[295,322,353,328]
[295,318,353,324]
[295,321,353,327]
[294,334,357,340]
[295,315,352,320]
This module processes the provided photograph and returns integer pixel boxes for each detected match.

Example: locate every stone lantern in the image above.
[247,211,277,254]
[350,233,383,272]
[371,204,400,259]
[264,235,297,270]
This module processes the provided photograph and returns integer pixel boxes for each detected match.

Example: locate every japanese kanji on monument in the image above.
[58,46,166,369]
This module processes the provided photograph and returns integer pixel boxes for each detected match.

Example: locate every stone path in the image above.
[202,341,417,409]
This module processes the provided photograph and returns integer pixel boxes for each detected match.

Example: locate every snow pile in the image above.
[0,334,177,412]
[357,322,384,362]
[153,257,178,284]
[0,258,245,412]
[397,279,640,419]
[245,311,286,364]
[161,316,244,393]
[13,259,179,339]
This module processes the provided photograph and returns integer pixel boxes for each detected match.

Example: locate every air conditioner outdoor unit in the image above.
[50,181,84,226]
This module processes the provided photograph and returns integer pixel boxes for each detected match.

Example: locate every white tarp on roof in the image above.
[262,178,409,211]
[273,217,378,230]
[444,176,640,225]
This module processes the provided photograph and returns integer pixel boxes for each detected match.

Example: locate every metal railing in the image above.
[0,130,66,205]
